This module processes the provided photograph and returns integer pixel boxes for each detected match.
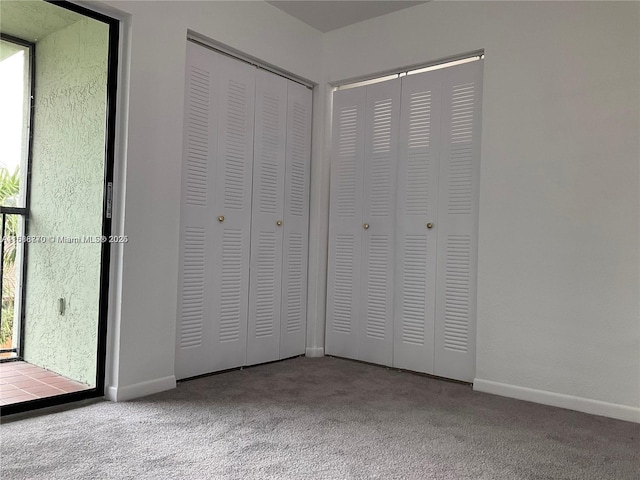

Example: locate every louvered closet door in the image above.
[358,79,400,366]
[210,53,256,372]
[280,80,312,359]
[325,87,365,359]
[434,60,483,382]
[176,42,219,380]
[247,70,287,365]
[393,70,443,374]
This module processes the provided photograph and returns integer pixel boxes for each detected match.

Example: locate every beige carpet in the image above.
[1,356,638,479]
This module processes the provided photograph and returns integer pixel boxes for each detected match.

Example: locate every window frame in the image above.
[0,33,35,360]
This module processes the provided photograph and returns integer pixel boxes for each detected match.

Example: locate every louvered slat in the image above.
[401,235,427,346]
[285,233,303,333]
[447,82,475,215]
[333,234,355,334]
[224,80,249,210]
[180,227,206,348]
[185,66,210,207]
[443,235,470,352]
[337,106,358,218]
[255,232,277,338]
[219,229,243,342]
[406,91,432,216]
[370,98,393,217]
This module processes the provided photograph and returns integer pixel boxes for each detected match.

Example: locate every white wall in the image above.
[94,0,323,400]
[94,0,639,421]
[323,1,639,419]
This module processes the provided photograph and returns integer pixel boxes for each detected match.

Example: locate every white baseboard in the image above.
[305,347,325,357]
[473,378,640,423]
[105,375,176,402]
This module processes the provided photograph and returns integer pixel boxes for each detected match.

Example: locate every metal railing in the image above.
[0,206,27,360]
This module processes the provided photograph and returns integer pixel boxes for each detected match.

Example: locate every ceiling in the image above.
[0,0,83,44]
[267,1,427,32]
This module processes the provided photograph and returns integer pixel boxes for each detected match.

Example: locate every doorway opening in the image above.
[0,0,119,415]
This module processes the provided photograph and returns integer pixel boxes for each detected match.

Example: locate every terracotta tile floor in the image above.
[0,361,89,406]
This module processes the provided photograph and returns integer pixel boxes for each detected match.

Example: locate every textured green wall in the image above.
[23,17,108,386]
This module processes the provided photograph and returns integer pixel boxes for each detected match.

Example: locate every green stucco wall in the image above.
[23,17,109,386]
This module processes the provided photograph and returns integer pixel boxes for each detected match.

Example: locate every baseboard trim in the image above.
[473,378,640,423]
[105,375,176,402]
[305,347,324,358]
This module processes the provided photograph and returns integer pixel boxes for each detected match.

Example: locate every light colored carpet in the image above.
[1,356,638,479]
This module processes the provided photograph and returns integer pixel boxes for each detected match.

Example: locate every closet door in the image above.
[434,60,483,382]
[246,70,287,365]
[325,87,365,359]
[393,70,443,374]
[176,42,219,380]
[358,79,400,366]
[210,54,256,372]
[280,80,312,359]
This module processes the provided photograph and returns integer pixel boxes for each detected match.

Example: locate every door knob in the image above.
[276,220,283,226]
[426,222,433,229]
[218,215,224,223]
[363,223,369,230]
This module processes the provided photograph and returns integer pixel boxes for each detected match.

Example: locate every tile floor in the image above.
[0,361,89,406]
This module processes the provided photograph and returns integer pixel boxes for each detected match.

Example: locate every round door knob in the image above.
[276,220,283,226]
[426,223,433,229]
[363,223,370,230]
[218,215,224,223]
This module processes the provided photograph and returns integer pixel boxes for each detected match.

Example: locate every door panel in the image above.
[280,80,312,359]
[247,70,287,365]
[176,42,218,380]
[211,53,256,372]
[434,60,483,382]
[326,87,365,359]
[358,79,400,366]
[393,70,443,374]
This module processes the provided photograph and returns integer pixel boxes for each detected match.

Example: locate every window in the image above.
[0,35,33,358]
[334,52,484,91]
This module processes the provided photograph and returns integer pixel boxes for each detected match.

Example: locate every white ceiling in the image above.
[0,0,83,43]
[267,1,427,32]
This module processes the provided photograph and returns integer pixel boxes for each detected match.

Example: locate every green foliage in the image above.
[1,303,14,346]
[0,166,20,346]
[0,167,20,207]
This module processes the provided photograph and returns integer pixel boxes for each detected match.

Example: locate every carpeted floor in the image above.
[1,356,638,479]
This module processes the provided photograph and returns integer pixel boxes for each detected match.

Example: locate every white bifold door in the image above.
[176,42,312,380]
[327,60,482,382]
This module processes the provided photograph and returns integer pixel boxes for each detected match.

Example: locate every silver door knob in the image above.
[276,220,283,226]
[363,223,370,230]
[426,222,433,229]
[218,215,224,223]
